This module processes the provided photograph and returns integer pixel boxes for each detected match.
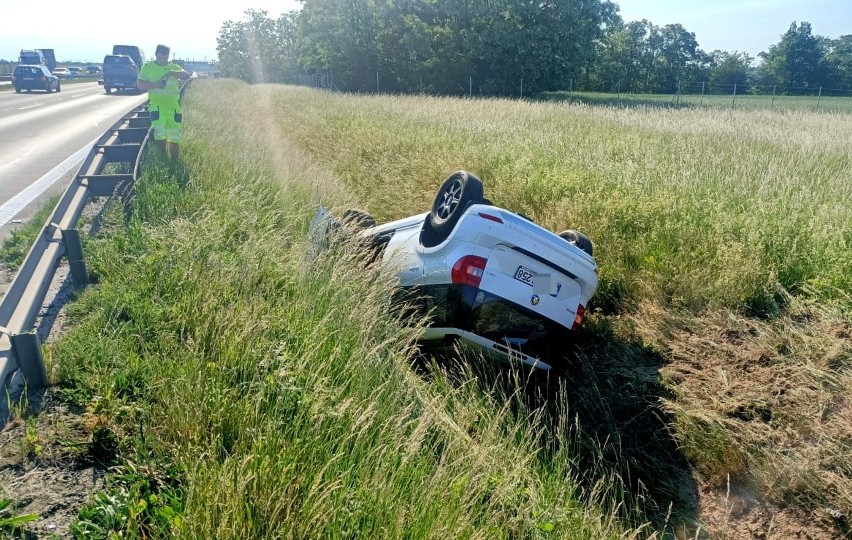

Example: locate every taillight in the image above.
[451,255,487,287]
[571,304,586,330]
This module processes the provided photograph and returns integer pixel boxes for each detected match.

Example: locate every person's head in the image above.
[155,44,170,64]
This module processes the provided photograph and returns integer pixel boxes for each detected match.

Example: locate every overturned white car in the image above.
[312,170,598,370]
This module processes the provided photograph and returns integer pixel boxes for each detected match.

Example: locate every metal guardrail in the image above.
[0,104,151,392]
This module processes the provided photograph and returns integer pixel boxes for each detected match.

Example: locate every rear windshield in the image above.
[15,66,42,76]
[470,294,558,343]
[113,47,142,64]
[104,56,133,66]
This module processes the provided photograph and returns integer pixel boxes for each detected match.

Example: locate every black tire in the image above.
[558,229,593,257]
[14,87,21,94]
[56,82,61,93]
[341,209,376,229]
[420,170,484,247]
[104,86,111,94]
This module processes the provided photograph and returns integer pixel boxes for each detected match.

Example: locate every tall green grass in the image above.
[215,82,851,316]
[543,90,852,114]
[39,81,852,538]
[51,117,647,537]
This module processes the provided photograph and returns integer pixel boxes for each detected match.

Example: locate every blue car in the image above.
[12,64,61,93]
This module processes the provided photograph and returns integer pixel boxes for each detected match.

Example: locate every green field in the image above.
[4,81,851,538]
[543,90,852,114]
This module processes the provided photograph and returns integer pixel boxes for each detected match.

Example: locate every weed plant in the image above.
[0,195,59,271]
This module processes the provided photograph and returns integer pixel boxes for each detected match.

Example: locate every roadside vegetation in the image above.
[0,196,58,271]
[4,80,851,538]
[542,90,852,114]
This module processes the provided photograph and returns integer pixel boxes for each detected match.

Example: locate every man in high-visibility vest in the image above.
[137,44,191,158]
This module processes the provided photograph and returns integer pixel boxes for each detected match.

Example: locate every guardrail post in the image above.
[59,228,89,291]
[10,332,47,388]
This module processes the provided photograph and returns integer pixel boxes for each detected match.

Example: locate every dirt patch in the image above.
[696,480,848,539]
[0,390,106,539]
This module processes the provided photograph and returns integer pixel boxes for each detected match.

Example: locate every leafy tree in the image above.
[296,0,384,92]
[217,9,300,84]
[708,50,753,91]
[824,35,852,90]
[648,24,708,93]
[594,19,658,92]
[757,21,827,90]
[293,0,620,96]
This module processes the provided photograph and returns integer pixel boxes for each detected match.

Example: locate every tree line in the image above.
[215,1,852,96]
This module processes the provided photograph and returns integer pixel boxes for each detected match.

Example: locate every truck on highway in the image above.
[18,49,57,73]
[111,45,146,69]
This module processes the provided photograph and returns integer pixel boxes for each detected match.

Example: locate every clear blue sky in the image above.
[0,0,849,63]
[616,0,851,59]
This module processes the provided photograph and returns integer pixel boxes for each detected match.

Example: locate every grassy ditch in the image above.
[12,80,849,538]
[178,81,852,534]
[43,123,644,537]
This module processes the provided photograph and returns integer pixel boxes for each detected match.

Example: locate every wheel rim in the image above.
[436,179,463,220]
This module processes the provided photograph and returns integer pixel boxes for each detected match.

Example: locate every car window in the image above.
[470,293,557,342]
[15,66,40,76]
[104,56,132,66]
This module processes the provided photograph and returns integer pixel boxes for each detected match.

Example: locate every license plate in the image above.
[514,266,534,286]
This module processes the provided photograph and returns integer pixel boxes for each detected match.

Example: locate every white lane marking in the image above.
[17,104,41,110]
[0,136,100,227]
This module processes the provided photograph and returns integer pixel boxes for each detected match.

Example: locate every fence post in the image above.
[771,85,776,109]
[420,75,423,94]
[376,72,379,93]
[816,86,822,112]
[676,80,681,107]
[700,81,705,106]
[732,84,737,109]
[617,80,621,100]
[469,76,472,97]
[520,77,523,99]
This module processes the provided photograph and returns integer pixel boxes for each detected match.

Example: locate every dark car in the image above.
[100,54,138,94]
[12,64,61,93]
[86,65,102,75]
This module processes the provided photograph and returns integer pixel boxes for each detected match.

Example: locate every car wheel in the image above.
[14,87,21,94]
[105,86,111,94]
[341,209,376,229]
[420,170,484,247]
[558,230,593,257]
[56,81,61,92]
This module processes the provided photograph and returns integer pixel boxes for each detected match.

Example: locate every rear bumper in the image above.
[400,283,571,369]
